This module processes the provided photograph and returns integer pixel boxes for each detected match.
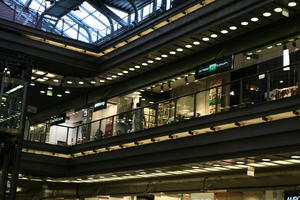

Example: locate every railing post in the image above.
[215,86,219,113]
[66,127,69,145]
[75,127,79,144]
[239,79,243,105]
[193,93,197,118]
[297,65,300,94]
[174,100,177,122]
[266,71,271,101]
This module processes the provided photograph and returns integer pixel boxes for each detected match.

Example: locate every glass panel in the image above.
[143,105,157,129]
[101,117,114,138]
[195,89,210,117]
[158,101,175,126]
[90,120,101,141]
[114,112,133,135]
[48,125,68,145]
[132,108,145,132]
[176,95,194,122]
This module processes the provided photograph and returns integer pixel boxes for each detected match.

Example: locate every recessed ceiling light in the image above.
[129,68,135,71]
[176,48,183,52]
[53,79,59,82]
[112,75,117,78]
[213,164,221,167]
[57,94,62,97]
[261,158,271,162]
[125,173,131,176]
[236,161,245,165]
[155,170,162,173]
[90,81,96,84]
[155,57,162,60]
[65,90,70,94]
[192,166,199,169]
[263,12,271,17]
[161,54,168,58]
[169,51,176,55]
[193,41,200,45]
[241,21,249,26]
[30,83,35,86]
[134,65,141,69]
[185,44,192,48]
[291,155,300,159]
[48,87,53,90]
[139,171,146,174]
[229,26,237,30]
[67,81,72,84]
[246,56,251,60]
[256,49,262,53]
[147,60,154,63]
[111,174,117,177]
[251,17,259,22]
[78,81,84,84]
[202,37,210,41]
[100,80,105,83]
[43,77,49,80]
[123,70,129,73]
[117,72,123,76]
[106,77,112,80]
[288,2,297,7]
[40,90,45,94]
[142,63,148,66]
[210,34,218,38]
[221,30,228,34]
[267,46,273,49]
[274,7,283,12]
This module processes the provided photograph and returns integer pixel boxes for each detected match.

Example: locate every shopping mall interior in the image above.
[1,0,300,199]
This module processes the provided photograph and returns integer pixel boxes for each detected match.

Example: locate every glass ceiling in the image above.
[2,0,173,44]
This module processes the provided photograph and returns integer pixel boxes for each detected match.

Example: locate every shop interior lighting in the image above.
[43,77,49,80]
[291,155,300,159]
[90,81,96,84]
[129,68,135,71]
[53,79,59,82]
[57,94,62,97]
[274,7,283,12]
[142,63,148,66]
[123,70,129,74]
[263,12,271,17]
[99,80,105,83]
[221,30,228,34]
[250,17,259,22]
[155,57,162,60]
[193,41,200,45]
[65,90,70,94]
[67,81,72,84]
[48,87,53,90]
[288,1,297,7]
[229,26,237,30]
[176,48,184,52]
[117,72,123,76]
[185,44,192,48]
[30,83,35,86]
[211,34,218,38]
[241,21,249,26]
[134,65,141,69]
[161,54,168,58]
[192,166,200,169]
[267,46,273,49]
[236,161,245,165]
[170,51,176,55]
[202,37,210,41]
[106,77,112,80]
[147,60,154,63]
[40,90,45,94]
[78,81,84,84]
[261,158,271,162]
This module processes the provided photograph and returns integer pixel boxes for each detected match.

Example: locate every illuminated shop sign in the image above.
[195,56,234,79]
[94,100,107,111]
[50,113,66,125]
[285,191,300,200]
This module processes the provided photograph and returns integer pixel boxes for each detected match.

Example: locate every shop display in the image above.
[144,107,156,128]
[158,102,175,126]
[209,79,222,114]
[269,86,298,100]
[103,117,113,137]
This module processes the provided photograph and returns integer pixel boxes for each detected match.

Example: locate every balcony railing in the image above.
[27,63,300,145]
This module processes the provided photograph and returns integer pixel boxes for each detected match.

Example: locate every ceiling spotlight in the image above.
[210,34,218,38]
[142,63,148,66]
[48,87,53,90]
[78,81,84,84]
[112,75,117,78]
[160,85,164,93]
[65,90,70,94]
[221,30,228,34]
[161,54,168,58]
[43,77,49,80]
[261,158,271,162]
[100,80,105,83]
[202,37,210,41]
[288,1,297,7]
[241,21,249,26]
[57,94,62,97]
[291,155,300,159]
[123,70,129,74]
[111,174,117,177]
[53,79,59,82]
[125,173,131,176]
[213,164,221,167]
[40,90,45,94]
[274,7,283,12]
[263,12,271,17]
[251,17,259,22]
[155,170,162,173]
[155,57,162,60]
[147,60,154,63]
[192,166,199,169]
[106,77,112,80]
[90,81,96,84]
[267,46,273,49]
[176,48,183,52]
[129,68,135,71]
[117,72,123,76]
[193,41,200,45]
[169,51,176,55]
[134,65,141,69]
[229,26,237,30]
[67,81,72,84]
[30,83,35,86]
[185,44,192,48]
[236,161,245,165]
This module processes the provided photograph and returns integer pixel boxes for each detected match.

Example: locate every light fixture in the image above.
[202,37,210,41]
[100,80,105,83]
[117,72,123,76]
[213,164,221,167]
[161,54,168,58]
[90,81,96,84]
[43,77,49,80]
[111,174,117,177]
[210,34,218,38]
[263,12,271,17]
[185,44,192,48]
[147,60,154,63]
[125,173,131,176]
[142,63,148,66]
[221,30,228,34]
[261,158,271,162]
[192,166,199,169]
[267,46,273,49]
[241,21,249,26]
[123,70,129,73]
[250,17,259,22]
[291,155,300,159]
[279,80,284,83]
[168,82,172,90]
[160,85,164,93]
[274,7,283,12]
[256,49,262,53]
[185,77,189,85]
[139,171,146,175]
[111,75,117,78]
[155,57,162,60]
[67,81,73,84]
[134,65,141,69]
[176,48,183,52]
[129,68,135,71]
[155,170,162,173]
[48,87,53,90]
[106,77,112,80]
[283,45,290,67]
[246,56,251,60]
[65,90,70,94]
[193,41,200,45]
[169,51,176,55]
[40,90,45,94]
[236,161,245,165]
[78,81,84,84]
[229,26,237,30]
[288,1,297,7]
[57,94,62,97]
[30,83,35,86]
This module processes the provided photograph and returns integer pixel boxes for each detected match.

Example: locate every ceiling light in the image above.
[67,81,72,84]
[30,83,35,86]
[251,17,259,22]
[123,70,129,73]
[53,79,59,83]
[57,94,62,97]
[48,87,53,90]
[291,155,300,159]
[100,80,105,83]
[192,166,199,169]
[161,54,168,58]
[147,60,154,63]
[155,57,162,60]
[229,26,237,30]
[213,164,221,167]
[241,21,249,26]
[142,63,148,66]
[78,81,84,84]
[106,77,112,80]
[125,173,131,176]
[274,7,283,12]
[202,37,210,41]
[111,174,117,177]
[43,77,49,80]
[261,158,271,162]
[221,30,228,34]
[288,2,297,7]
[267,46,273,49]
[155,170,162,173]
[112,75,117,78]
[169,51,176,55]
[117,72,123,76]
[210,34,218,38]
[193,41,200,45]
[134,65,141,69]
[236,161,245,165]
[129,68,135,71]
[90,81,96,84]
[65,90,70,94]
[185,44,192,48]
[246,56,251,60]
[40,90,45,94]
[263,12,271,17]
[256,49,262,53]
[139,171,146,175]
[176,48,183,52]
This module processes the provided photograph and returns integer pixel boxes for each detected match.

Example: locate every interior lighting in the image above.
[161,54,168,58]
[100,80,105,83]
[142,63,148,66]
[125,173,131,176]
[263,12,272,17]
[111,174,118,177]
[40,90,45,94]
[67,81,72,84]
[221,30,228,34]
[169,51,176,55]
[57,94,62,97]
[117,72,123,76]
[193,41,200,45]
[229,26,237,30]
[274,7,283,12]
[291,155,300,159]
[139,171,146,175]
[129,68,135,71]
[202,37,210,41]
[147,60,154,63]
[241,21,249,26]
[176,48,184,52]
[213,164,221,167]
[267,46,273,49]
[211,34,218,38]
[111,75,116,78]
[251,17,259,22]
[30,83,35,86]
[256,49,262,53]
[261,158,271,162]
[236,161,245,165]
[192,166,199,169]
[276,43,282,46]
[155,57,162,60]
[90,81,96,84]
[43,77,49,80]
[155,170,162,173]
[160,85,164,93]
[53,79,59,82]
[78,81,84,84]
[65,90,70,94]
[134,65,141,69]
[288,1,297,7]
[106,77,112,80]
[185,44,192,48]
[123,70,129,73]
[48,87,53,90]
